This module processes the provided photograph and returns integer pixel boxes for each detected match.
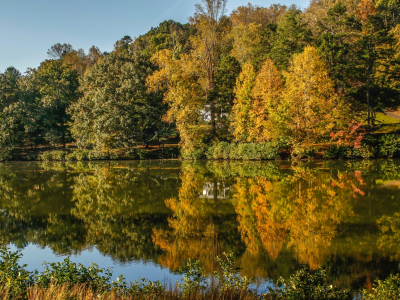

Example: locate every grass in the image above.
[375,112,399,124]
[1,284,260,300]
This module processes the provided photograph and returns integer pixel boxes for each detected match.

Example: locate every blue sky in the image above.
[0,0,309,73]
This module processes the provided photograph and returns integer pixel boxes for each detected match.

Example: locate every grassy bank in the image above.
[1,247,400,300]
[0,146,180,162]
[4,130,400,162]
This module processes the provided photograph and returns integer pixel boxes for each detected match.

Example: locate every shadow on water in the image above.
[1,159,400,293]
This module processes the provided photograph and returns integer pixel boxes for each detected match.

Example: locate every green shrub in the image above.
[322,145,351,159]
[38,151,54,161]
[362,274,400,300]
[127,278,165,297]
[74,149,90,161]
[51,150,67,161]
[87,150,108,161]
[264,268,351,300]
[158,147,180,159]
[346,135,378,159]
[238,143,261,160]
[177,260,207,296]
[214,252,252,292]
[182,146,207,160]
[0,246,35,299]
[205,142,282,160]
[65,152,77,161]
[137,149,149,160]
[36,258,119,292]
[379,135,400,158]
[126,148,139,159]
[26,154,38,161]
[38,150,67,161]
[0,149,12,161]
[257,142,281,160]
[206,142,231,159]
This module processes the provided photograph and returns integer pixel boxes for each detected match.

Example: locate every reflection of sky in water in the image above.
[9,244,182,284]
[2,159,400,296]
[9,243,274,293]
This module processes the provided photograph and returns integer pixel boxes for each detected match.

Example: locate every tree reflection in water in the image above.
[1,160,400,291]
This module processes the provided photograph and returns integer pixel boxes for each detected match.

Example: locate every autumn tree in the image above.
[114,35,133,53]
[230,23,263,65]
[304,0,360,32]
[189,0,231,138]
[230,3,287,26]
[47,43,74,59]
[87,46,103,66]
[279,46,351,154]
[63,48,88,74]
[147,0,232,156]
[231,63,256,142]
[147,49,207,156]
[131,20,195,56]
[229,4,287,67]
[249,59,284,142]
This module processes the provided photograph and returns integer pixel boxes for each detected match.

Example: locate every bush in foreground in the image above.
[4,246,399,299]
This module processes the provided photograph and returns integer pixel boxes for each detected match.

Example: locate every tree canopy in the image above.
[2,0,400,158]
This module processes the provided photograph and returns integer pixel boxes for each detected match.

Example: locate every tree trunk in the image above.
[367,43,371,127]
[61,120,66,149]
[8,126,12,145]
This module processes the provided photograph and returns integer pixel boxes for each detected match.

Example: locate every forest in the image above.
[1,0,400,160]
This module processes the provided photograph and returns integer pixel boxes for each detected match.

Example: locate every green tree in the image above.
[70,51,166,154]
[270,6,313,70]
[35,60,80,148]
[131,20,195,56]
[316,2,362,92]
[209,56,241,140]
[0,67,22,155]
[354,13,399,125]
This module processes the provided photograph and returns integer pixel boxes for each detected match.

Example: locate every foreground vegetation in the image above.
[1,247,400,300]
[2,160,400,291]
[2,0,400,160]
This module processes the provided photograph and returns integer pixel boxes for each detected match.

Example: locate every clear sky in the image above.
[0,0,309,73]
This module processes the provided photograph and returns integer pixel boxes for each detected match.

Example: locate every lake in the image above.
[1,159,400,294]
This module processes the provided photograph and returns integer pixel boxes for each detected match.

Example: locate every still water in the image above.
[1,160,400,293]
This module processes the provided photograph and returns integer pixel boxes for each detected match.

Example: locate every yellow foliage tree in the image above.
[146,50,207,155]
[230,23,262,66]
[250,59,284,142]
[231,63,256,142]
[279,46,346,154]
[230,3,287,26]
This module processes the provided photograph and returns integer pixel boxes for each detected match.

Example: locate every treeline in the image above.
[2,0,400,160]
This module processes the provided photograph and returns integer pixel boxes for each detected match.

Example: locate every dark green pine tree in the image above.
[209,55,241,141]
[354,14,400,125]
[269,6,313,70]
[251,23,278,70]
[316,2,362,92]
